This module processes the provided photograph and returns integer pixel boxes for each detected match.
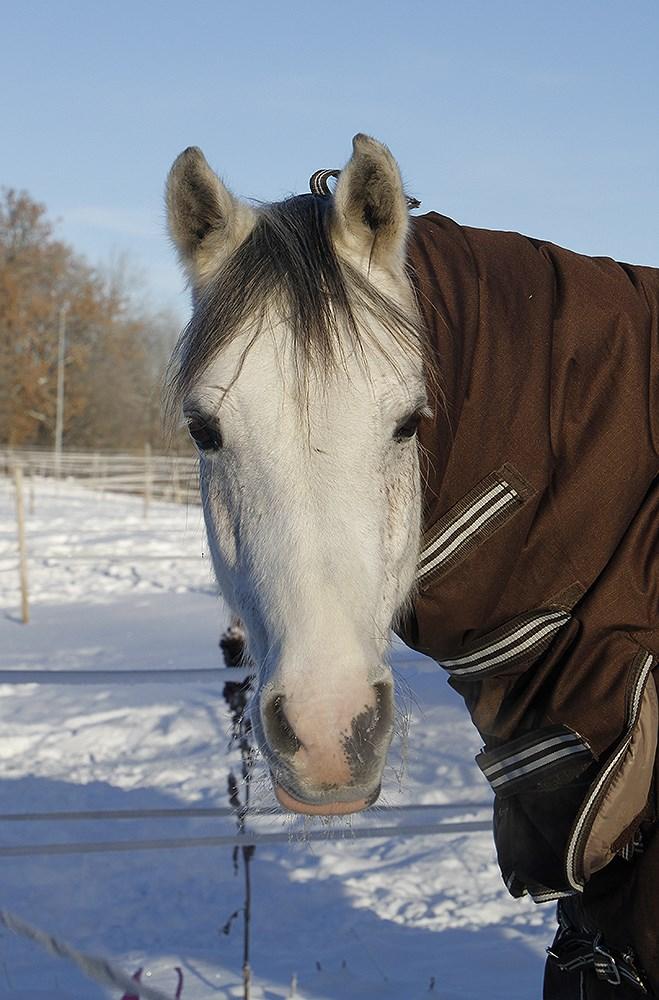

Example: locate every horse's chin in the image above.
[273,782,378,816]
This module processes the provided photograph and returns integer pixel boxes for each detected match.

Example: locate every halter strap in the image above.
[309,168,421,209]
[309,168,341,196]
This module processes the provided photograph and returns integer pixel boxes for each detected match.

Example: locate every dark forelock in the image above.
[164,194,424,424]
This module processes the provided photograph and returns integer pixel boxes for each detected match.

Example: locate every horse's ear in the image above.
[166,147,255,284]
[332,134,409,268]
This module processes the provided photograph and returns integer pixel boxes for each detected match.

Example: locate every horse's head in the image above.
[165,135,427,815]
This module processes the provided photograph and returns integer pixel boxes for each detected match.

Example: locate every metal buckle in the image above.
[593,934,622,986]
[620,950,650,994]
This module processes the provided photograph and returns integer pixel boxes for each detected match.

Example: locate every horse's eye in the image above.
[394,410,423,442]
[186,413,222,452]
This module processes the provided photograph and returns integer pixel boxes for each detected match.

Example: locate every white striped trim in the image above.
[417,480,518,579]
[529,888,575,904]
[505,872,521,893]
[481,731,583,779]
[488,743,587,790]
[419,482,509,563]
[565,651,655,891]
[442,611,569,676]
[478,726,592,797]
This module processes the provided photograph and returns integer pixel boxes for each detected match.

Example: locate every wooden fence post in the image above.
[143,443,152,519]
[13,466,29,624]
[28,468,35,515]
[172,460,182,504]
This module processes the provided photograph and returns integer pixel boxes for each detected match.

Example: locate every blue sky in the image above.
[2,0,658,322]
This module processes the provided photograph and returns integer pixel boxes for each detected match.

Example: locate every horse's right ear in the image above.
[166,147,255,285]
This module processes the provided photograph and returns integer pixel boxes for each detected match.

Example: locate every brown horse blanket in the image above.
[399,213,659,995]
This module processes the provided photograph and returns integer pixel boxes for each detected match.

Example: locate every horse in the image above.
[165,135,658,999]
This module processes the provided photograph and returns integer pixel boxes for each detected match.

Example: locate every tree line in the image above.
[0,187,185,452]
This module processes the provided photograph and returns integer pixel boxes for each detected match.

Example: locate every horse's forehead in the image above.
[194,319,418,416]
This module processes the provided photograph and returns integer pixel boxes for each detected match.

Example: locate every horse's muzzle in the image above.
[256,677,394,816]
[272,781,381,815]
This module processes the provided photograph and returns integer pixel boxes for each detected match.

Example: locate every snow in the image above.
[0,476,555,998]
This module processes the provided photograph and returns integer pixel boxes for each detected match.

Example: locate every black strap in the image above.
[309,168,421,209]
[547,922,649,992]
[309,169,341,197]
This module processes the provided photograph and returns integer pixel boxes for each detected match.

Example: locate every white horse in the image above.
[165,136,659,995]
[166,135,427,815]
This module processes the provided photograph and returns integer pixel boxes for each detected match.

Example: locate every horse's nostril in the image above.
[374,681,394,738]
[350,682,394,748]
[262,695,301,756]
[343,681,394,765]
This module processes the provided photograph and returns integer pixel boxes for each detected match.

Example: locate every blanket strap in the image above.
[309,168,421,209]
[546,906,649,992]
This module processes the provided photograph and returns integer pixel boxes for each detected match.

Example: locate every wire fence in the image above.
[0,658,493,846]
[0,802,491,823]
[0,821,493,858]
[0,447,495,997]
[0,448,208,619]
[0,446,200,507]
[0,658,493,852]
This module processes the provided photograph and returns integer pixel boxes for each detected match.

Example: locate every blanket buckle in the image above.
[593,934,621,986]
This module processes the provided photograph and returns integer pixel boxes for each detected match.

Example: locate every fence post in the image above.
[13,466,29,625]
[172,460,182,504]
[92,452,103,498]
[143,443,152,519]
[28,468,35,515]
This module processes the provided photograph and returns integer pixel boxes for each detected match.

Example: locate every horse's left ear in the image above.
[332,134,409,268]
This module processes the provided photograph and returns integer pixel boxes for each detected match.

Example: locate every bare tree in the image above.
[0,187,182,452]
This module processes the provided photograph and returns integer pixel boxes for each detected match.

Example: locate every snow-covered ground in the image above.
[0,476,555,999]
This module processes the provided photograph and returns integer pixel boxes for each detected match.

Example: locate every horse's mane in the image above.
[164,194,425,424]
